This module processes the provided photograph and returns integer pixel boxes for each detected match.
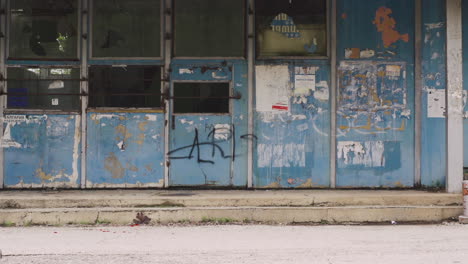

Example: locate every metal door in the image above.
[167,62,248,187]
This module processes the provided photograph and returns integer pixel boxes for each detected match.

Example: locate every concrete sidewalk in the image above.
[0,190,463,226]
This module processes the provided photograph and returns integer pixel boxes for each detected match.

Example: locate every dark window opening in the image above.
[9,0,79,60]
[255,0,327,57]
[92,0,161,58]
[174,0,245,57]
[173,82,230,113]
[6,67,81,110]
[89,66,161,108]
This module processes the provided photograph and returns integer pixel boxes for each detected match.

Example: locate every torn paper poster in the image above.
[386,65,401,78]
[360,49,375,58]
[294,66,317,75]
[255,65,290,112]
[214,124,231,140]
[427,89,446,118]
[294,74,315,95]
[345,48,360,59]
[1,123,21,148]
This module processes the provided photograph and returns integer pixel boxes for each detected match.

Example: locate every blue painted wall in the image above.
[3,114,81,188]
[336,0,415,187]
[421,0,447,187]
[86,112,165,187]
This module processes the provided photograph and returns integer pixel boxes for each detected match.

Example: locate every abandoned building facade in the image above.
[0,0,466,193]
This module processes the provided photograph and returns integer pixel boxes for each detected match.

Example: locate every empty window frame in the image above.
[255,0,327,57]
[6,67,81,110]
[8,0,79,60]
[174,0,245,57]
[91,0,161,58]
[88,66,162,108]
[173,82,230,114]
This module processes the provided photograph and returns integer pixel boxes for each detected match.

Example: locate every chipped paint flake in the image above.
[179,68,194,74]
[145,114,157,121]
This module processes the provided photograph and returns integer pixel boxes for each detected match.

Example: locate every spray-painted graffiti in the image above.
[338,61,410,135]
[168,125,256,164]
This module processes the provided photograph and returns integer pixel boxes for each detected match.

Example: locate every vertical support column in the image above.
[446,0,464,193]
[0,0,6,189]
[247,0,254,188]
[414,0,422,187]
[163,0,172,188]
[330,0,337,188]
[80,0,89,189]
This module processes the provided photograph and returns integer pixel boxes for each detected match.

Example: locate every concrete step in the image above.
[0,190,462,209]
[0,206,463,226]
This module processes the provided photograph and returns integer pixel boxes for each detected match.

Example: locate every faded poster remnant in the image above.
[427,89,445,118]
[255,65,290,112]
[257,143,306,168]
[337,141,385,168]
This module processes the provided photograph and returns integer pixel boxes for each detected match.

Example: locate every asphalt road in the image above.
[1,224,468,264]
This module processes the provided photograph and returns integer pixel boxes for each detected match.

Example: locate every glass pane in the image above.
[7,68,80,110]
[9,0,78,60]
[92,0,161,57]
[174,83,229,113]
[174,0,244,57]
[256,0,327,57]
[89,66,161,108]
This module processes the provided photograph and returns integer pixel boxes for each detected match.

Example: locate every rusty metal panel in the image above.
[336,0,415,187]
[3,114,81,188]
[253,62,331,188]
[86,112,164,188]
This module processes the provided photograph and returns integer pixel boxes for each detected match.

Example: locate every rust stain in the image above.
[138,121,148,132]
[104,153,125,179]
[35,168,53,181]
[145,165,153,172]
[373,7,409,48]
[134,133,145,145]
[297,179,314,188]
[115,124,132,140]
[119,116,127,121]
[128,165,139,172]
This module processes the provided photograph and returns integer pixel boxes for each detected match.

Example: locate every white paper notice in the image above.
[255,65,290,112]
[294,74,315,95]
[427,89,446,118]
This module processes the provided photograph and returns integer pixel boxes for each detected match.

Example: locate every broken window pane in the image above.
[173,83,230,113]
[7,67,80,110]
[174,0,244,57]
[256,0,327,57]
[89,66,161,108]
[92,0,161,58]
[9,0,78,60]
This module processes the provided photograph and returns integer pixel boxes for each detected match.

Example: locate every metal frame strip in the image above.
[163,0,172,188]
[414,0,422,187]
[247,0,254,188]
[80,0,89,189]
[330,0,337,188]
[446,0,464,193]
[0,0,6,189]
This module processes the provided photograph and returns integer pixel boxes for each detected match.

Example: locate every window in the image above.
[8,0,79,60]
[173,82,230,113]
[255,0,327,57]
[174,0,245,57]
[6,67,81,110]
[91,0,161,58]
[89,66,161,108]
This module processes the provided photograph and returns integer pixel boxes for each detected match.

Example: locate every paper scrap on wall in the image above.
[255,65,290,112]
[427,89,445,118]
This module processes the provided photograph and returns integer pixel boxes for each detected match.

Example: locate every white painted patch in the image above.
[101,123,106,127]
[214,124,231,140]
[212,72,228,79]
[291,114,307,120]
[117,141,125,151]
[314,81,329,101]
[90,114,119,121]
[179,68,194,74]
[48,80,64,89]
[179,119,194,125]
[255,65,290,112]
[258,143,306,168]
[427,89,446,118]
[145,114,157,121]
[425,22,444,30]
[337,141,385,168]
[431,53,440,60]
[236,83,242,87]
[297,123,309,132]
[360,49,375,58]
